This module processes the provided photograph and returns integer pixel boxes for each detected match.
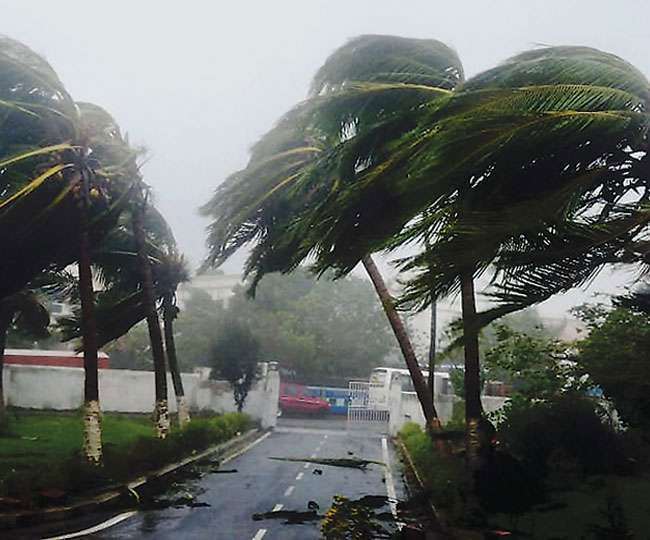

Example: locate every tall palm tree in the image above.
[75,99,174,439]
[60,208,190,431]
[76,176,103,462]
[283,44,649,470]
[0,38,136,463]
[130,190,170,438]
[158,251,191,426]
[202,35,466,431]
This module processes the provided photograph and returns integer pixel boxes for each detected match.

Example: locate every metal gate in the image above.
[347,381,390,424]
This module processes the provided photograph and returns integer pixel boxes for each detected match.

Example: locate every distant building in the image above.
[47,300,74,321]
[177,270,242,308]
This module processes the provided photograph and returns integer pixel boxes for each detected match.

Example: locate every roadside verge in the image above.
[395,436,447,536]
[0,428,269,531]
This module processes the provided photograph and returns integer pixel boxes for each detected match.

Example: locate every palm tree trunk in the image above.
[132,198,169,439]
[424,221,441,430]
[362,255,438,428]
[0,313,11,425]
[460,271,481,468]
[460,270,488,523]
[163,292,190,427]
[427,300,441,430]
[78,201,102,465]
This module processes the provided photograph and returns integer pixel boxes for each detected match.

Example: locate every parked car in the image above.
[279,382,330,415]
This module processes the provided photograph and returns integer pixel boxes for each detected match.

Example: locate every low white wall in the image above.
[388,379,508,436]
[2,364,279,429]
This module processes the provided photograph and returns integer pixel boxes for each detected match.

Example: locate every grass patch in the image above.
[399,423,464,523]
[0,410,251,509]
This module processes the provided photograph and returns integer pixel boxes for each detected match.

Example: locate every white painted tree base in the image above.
[83,400,103,465]
[155,399,170,439]
[177,395,190,427]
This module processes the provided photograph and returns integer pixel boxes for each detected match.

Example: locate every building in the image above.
[176,270,242,308]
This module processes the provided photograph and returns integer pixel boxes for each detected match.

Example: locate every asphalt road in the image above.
[26,417,406,540]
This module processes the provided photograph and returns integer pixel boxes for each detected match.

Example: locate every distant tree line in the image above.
[108,269,396,382]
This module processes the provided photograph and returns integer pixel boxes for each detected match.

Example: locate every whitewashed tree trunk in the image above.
[177,395,190,427]
[154,399,170,439]
[83,400,102,465]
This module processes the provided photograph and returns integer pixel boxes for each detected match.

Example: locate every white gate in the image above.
[347,381,390,424]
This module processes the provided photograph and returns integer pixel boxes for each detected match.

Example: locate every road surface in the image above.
[21,417,408,540]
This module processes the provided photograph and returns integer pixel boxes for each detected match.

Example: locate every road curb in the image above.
[0,427,268,531]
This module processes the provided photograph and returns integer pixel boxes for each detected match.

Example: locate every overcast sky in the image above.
[3,0,648,322]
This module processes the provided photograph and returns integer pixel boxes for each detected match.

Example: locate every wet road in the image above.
[34,418,405,540]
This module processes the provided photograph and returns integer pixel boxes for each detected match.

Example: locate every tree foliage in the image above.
[224,270,395,381]
[108,270,395,382]
[484,324,575,403]
[575,304,650,432]
[209,320,259,412]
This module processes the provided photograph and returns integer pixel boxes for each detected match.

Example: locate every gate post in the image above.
[388,377,403,436]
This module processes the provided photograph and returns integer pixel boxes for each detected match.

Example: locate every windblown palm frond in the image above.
[0,94,138,299]
[0,36,77,200]
[0,289,50,337]
[202,35,464,290]
[0,267,76,338]
[59,205,189,350]
[294,46,649,275]
[310,34,463,94]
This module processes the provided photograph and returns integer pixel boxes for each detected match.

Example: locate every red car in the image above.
[279,382,330,415]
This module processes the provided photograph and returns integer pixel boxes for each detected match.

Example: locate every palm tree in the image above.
[130,190,170,438]
[75,99,174,439]
[158,251,191,426]
[283,44,649,470]
[0,39,136,463]
[59,207,190,431]
[77,177,103,463]
[201,36,466,431]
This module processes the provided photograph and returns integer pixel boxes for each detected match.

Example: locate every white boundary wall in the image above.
[2,363,279,429]
[388,378,507,436]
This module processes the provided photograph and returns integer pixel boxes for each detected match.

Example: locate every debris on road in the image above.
[321,494,396,539]
[252,509,321,524]
[269,456,384,470]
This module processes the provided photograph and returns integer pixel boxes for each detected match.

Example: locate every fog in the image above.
[3,0,649,322]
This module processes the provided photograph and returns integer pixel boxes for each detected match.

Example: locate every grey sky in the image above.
[3,0,649,322]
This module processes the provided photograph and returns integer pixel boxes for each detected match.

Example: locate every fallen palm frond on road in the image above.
[268,456,384,470]
[252,509,321,524]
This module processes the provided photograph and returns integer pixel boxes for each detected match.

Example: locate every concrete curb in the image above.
[0,428,267,530]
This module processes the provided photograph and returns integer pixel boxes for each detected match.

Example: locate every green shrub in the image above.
[498,396,628,483]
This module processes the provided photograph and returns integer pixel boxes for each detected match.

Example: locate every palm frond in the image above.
[310,34,464,95]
